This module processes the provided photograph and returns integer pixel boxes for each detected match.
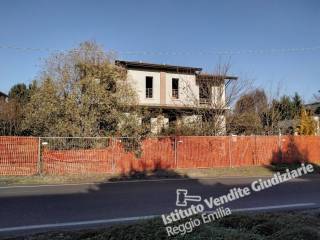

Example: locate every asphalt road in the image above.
[0,175,319,236]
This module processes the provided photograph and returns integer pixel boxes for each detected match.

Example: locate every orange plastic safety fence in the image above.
[0,136,319,176]
[0,137,39,175]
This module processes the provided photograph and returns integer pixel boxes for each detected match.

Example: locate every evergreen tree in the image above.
[292,92,303,117]
[298,108,316,135]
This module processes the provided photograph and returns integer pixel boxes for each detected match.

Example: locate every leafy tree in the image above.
[0,100,19,135]
[22,41,146,137]
[0,83,37,135]
[292,92,303,117]
[8,83,30,104]
[269,92,303,123]
[229,90,306,135]
[228,89,267,135]
[274,95,294,120]
[22,78,60,136]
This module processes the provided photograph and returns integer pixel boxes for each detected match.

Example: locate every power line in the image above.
[121,46,320,56]
[0,44,320,56]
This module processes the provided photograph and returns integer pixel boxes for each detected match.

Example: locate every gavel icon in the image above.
[176,189,202,207]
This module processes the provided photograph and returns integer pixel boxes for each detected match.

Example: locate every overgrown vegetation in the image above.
[0,41,149,138]
[161,62,250,136]
[0,42,318,137]
[227,89,317,135]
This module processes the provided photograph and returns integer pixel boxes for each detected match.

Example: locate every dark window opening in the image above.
[199,82,211,104]
[146,76,153,98]
[172,78,179,99]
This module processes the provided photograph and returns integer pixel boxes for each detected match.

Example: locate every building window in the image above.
[146,76,153,98]
[172,78,179,99]
[199,82,211,104]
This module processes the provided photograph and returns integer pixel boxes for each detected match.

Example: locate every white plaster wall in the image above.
[126,69,161,105]
[165,73,198,107]
[212,83,226,107]
[125,69,226,108]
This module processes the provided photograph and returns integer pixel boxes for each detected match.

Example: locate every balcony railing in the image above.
[199,98,211,105]
[146,88,153,98]
[172,89,179,99]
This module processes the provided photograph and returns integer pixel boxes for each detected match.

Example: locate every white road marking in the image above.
[0,203,316,233]
[231,203,316,212]
[0,215,158,233]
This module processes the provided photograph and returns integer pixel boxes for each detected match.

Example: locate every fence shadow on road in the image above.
[0,158,319,238]
[109,158,189,181]
[1,136,320,238]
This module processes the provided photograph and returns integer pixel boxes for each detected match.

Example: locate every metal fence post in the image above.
[254,135,257,165]
[278,131,282,163]
[174,136,178,168]
[111,137,116,173]
[228,136,232,168]
[37,137,42,175]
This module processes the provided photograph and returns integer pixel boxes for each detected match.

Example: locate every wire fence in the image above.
[0,135,319,176]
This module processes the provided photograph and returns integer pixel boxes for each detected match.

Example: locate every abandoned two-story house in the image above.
[115,60,237,134]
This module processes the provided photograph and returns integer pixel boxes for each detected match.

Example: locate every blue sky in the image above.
[0,0,319,102]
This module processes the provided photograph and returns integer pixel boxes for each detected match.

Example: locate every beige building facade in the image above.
[116,60,237,134]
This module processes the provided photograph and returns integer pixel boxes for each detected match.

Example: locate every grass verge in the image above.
[0,163,318,186]
[4,210,320,240]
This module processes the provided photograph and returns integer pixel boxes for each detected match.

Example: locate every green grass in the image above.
[0,163,318,186]
[4,210,320,240]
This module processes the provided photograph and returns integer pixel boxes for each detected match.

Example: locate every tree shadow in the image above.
[109,159,188,181]
[265,135,320,174]
[1,160,319,239]
[1,136,320,238]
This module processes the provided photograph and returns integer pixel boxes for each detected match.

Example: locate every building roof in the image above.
[305,101,320,115]
[115,60,238,80]
[305,101,320,107]
[115,60,202,73]
[197,73,238,80]
[0,91,8,98]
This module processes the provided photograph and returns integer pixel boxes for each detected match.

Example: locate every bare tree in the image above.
[164,62,252,136]
[313,90,320,102]
[0,100,17,135]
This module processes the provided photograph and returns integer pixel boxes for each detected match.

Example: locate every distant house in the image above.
[305,102,320,135]
[305,102,320,116]
[278,102,320,136]
[115,60,237,134]
[0,91,8,102]
[0,91,8,117]
[278,119,299,135]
